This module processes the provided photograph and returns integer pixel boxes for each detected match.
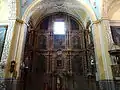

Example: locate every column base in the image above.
[99,80,116,90]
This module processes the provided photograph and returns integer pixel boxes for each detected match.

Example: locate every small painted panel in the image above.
[111,26,120,45]
[54,35,65,49]
[72,36,81,49]
[37,35,47,49]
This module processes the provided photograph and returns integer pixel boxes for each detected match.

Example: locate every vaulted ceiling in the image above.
[24,0,120,24]
[29,0,90,26]
[107,0,120,20]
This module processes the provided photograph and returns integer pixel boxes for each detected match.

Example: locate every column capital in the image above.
[16,17,29,26]
[92,17,109,24]
[16,18,24,24]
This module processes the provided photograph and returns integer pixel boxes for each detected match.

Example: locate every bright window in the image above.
[53,22,65,34]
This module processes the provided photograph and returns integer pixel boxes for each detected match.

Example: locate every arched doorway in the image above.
[19,12,97,90]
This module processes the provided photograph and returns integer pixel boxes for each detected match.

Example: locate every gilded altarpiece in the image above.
[19,13,97,90]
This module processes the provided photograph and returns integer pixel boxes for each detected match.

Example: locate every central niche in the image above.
[53,20,65,49]
[53,15,66,49]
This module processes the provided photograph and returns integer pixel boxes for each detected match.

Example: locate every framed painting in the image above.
[0,25,7,61]
[111,26,120,45]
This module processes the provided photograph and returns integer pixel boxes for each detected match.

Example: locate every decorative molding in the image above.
[110,20,120,26]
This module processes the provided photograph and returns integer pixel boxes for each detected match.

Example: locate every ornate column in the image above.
[0,0,20,90]
[89,17,115,90]
[90,22,105,89]
[1,0,16,60]
[98,18,115,90]
[93,18,116,90]
[0,0,17,78]
[101,18,114,50]
[89,0,116,89]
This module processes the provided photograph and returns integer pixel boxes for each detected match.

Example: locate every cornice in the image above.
[110,20,120,26]
[92,17,109,24]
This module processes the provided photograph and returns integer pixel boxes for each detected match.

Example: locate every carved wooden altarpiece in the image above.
[19,13,97,90]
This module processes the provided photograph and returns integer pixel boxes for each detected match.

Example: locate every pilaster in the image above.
[0,0,16,78]
[91,22,105,80]
[93,18,115,90]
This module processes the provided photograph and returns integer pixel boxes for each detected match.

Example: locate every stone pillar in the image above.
[98,0,117,89]
[91,22,105,88]
[100,18,116,90]
[92,18,115,90]
[0,0,18,90]
[0,0,17,77]
[101,18,114,50]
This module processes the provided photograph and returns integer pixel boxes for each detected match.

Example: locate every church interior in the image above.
[0,0,120,90]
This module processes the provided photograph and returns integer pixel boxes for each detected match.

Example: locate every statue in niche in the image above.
[57,59,62,67]
[115,56,120,64]
[90,55,95,74]
[72,36,81,49]
[39,35,46,49]
[28,18,33,32]
[56,76,62,90]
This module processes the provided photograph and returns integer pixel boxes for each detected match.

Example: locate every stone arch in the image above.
[15,0,97,77]
[33,12,85,31]
[21,0,97,22]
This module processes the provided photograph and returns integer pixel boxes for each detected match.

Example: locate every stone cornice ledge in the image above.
[110,20,120,26]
